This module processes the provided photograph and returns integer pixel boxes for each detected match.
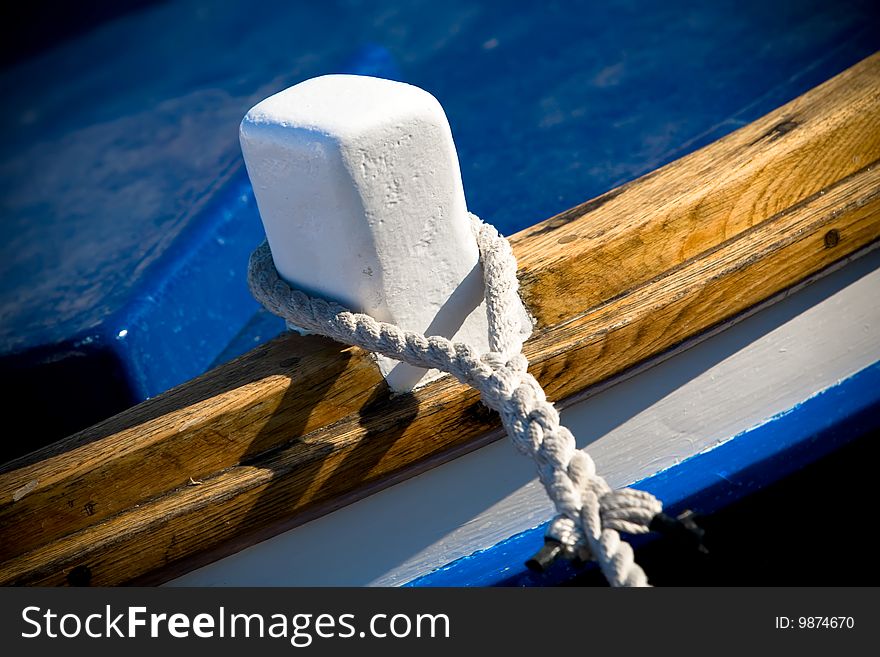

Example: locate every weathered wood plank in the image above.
[513,53,880,325]
[1,52,879,586]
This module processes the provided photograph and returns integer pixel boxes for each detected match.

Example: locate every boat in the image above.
[1,0,878,587]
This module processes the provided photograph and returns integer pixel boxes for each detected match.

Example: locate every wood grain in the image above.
[1,52,879,586]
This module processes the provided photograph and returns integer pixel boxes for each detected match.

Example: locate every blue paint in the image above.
[1,0,878,453]
[107,175,263,400]
[406,360,880,587]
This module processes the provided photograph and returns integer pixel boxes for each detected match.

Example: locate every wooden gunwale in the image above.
[1,52,879,586]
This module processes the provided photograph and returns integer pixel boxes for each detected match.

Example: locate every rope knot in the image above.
[247,213,666,587]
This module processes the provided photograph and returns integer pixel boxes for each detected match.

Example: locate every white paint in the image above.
[240,75,529,390]
[167,249,880,587]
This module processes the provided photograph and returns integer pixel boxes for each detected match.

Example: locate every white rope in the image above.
[248,213,665,587]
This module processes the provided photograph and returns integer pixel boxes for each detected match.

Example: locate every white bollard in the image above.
[240,74,530,391]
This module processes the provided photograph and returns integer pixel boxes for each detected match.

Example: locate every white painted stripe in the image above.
[167,249,880,586]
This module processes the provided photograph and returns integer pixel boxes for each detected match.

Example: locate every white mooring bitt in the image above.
[240,75,531,390]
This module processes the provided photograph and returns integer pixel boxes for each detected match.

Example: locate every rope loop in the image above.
[248,213,665,586]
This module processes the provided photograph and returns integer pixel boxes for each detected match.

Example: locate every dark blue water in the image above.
[567,425,880,586]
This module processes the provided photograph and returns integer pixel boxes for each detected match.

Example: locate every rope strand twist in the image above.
[248,213,664,587]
